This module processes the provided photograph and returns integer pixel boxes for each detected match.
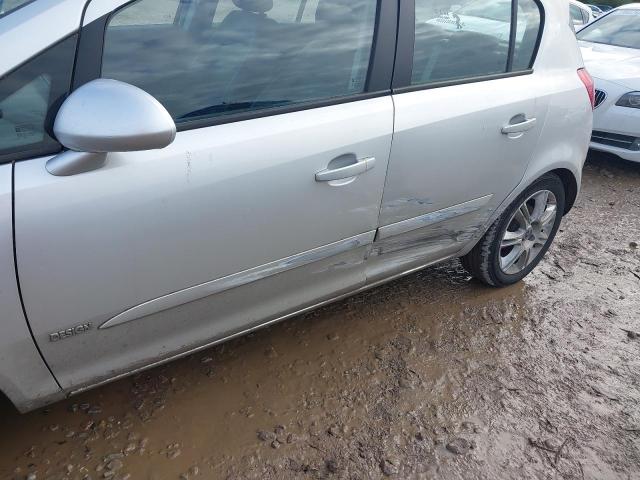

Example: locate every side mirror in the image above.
[46,79,176,176]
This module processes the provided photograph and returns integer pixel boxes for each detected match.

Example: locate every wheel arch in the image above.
[0,388,19,414]
[456,163,582,259]
[551,168,579,215]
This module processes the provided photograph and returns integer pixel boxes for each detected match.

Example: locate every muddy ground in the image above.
[1,152,639,480]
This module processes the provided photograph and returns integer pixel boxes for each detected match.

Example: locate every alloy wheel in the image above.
[499,190,558,275]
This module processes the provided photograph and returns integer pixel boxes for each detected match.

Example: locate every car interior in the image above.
[412,24,509,84]
[412,1,541,85]
[102,0,377,122]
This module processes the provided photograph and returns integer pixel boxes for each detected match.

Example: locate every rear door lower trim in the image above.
[375,195,494,241]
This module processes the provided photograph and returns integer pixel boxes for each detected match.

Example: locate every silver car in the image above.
[1,0,592,412]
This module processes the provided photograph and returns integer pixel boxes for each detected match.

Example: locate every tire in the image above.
[462,173,566,287]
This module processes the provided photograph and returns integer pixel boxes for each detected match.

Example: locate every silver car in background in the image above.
[1,0,592,412]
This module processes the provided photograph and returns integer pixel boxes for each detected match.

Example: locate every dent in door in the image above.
[376,195,493,240]
[366,196,495,282]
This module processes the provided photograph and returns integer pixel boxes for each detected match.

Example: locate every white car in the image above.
[587,4,604,18]
[571,0,595,28]
[578,4,640,162]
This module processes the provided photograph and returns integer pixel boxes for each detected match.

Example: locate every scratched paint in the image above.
[1,153,639,480]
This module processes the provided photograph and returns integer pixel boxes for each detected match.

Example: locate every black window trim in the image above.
[392,0,545,95]
[0,0,37,20]
[1,143,62,165]
[0,0,93,165]
[72,0,398,132]
[506,0,519,71]
[0,33,80,165]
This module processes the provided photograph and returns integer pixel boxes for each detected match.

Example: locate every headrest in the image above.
[316,0,358,22]
[232,0,273,13]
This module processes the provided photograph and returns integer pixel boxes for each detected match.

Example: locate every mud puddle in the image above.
[1,152,639,480]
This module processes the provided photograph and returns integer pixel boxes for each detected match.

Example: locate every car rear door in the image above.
[13,0,397,390]
[369,0,548,280]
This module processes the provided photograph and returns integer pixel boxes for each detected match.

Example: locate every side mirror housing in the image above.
[47,79,176,176]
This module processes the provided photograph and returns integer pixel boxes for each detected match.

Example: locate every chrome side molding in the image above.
[100,231,376,330]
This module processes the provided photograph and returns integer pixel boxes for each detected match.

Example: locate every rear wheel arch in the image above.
[0,388,18,414]
[462,172,566,287]
[551,168,578,214]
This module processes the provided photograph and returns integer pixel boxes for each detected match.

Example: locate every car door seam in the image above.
[11,161,63,390]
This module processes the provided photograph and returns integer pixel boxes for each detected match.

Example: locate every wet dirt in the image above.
[1,152,639,480]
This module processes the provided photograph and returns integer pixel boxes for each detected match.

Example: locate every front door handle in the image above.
[501,117,537,135]
[315,157,376,182]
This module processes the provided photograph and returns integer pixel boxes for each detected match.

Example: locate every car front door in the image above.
[13,0,395,390]
[368,0,548,280]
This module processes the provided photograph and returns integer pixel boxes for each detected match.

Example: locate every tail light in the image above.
[578,68,595,109]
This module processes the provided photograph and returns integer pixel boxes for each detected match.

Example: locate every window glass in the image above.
[512,0,542,70]
[570,4,585,25]
[102,0,378,124]
[413,0,512,85]
[577,9,640,49]
[212,0,321,23]
[0,0,34,18]
[109,0,180,26]
[300,0,321,23]
[211,0,239,22]
[0,36,76,162]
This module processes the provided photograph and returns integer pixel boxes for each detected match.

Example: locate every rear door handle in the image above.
[315,157,376,182]
[501,117,537,135]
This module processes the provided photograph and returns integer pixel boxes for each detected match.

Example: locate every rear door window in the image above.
[412,0,542,86]
[102,0,379,125]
